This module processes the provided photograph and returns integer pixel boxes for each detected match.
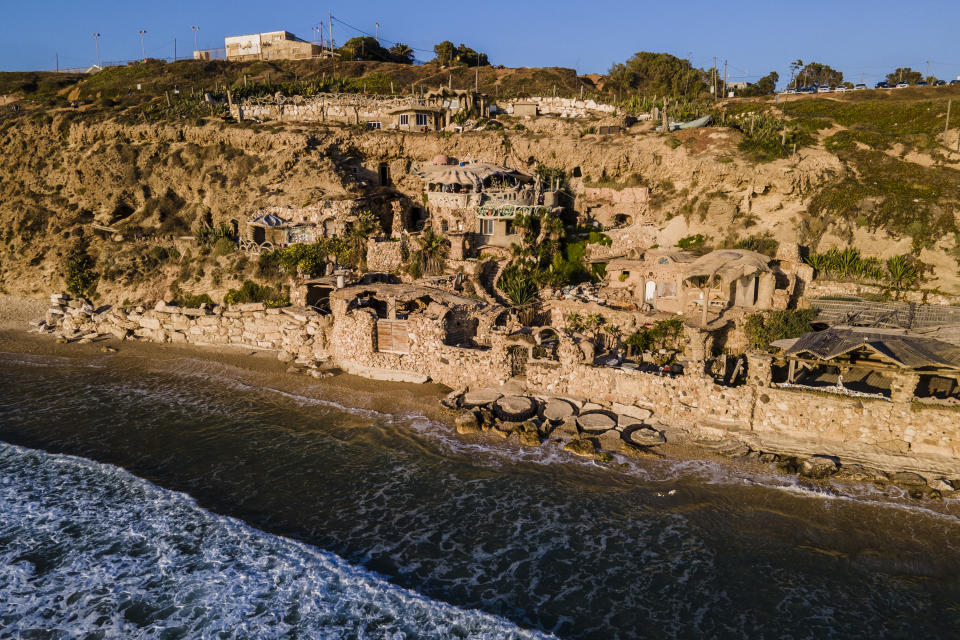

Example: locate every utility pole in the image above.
[93,33,101,68]
[55,53,58,72]
[926,60,931,81]
[138,29,147,62]
[191,26,199,56]
[712,57,717,99]
[723,60,727,98]
[375,22,379,43]
[174,38,177,61]
[329,12,333,52]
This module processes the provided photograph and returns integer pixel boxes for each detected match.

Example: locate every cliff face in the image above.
[0,106,956,303]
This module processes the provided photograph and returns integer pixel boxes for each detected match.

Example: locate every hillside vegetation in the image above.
[1,60,960,303]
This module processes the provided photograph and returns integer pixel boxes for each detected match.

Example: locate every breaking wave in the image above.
[0,441,553,639]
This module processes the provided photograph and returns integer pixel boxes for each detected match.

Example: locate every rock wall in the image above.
[498,97,617,118]
[804,280,960,306]
[366,238,405,272]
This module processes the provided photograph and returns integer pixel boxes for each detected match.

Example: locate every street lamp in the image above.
[191,26,199,55]
[138,29,147,62]
[92,33,101,68]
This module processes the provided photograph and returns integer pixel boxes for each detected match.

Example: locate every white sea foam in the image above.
[0,441,555,639]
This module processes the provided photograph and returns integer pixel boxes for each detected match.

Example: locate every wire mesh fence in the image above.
[810,298,960,329]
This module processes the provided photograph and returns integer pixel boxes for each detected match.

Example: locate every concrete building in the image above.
[224,31,322,62]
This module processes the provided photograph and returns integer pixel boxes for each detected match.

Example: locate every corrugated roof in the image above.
[782,327,960,371]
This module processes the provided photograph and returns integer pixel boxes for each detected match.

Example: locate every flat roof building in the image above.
[224,31,322,62]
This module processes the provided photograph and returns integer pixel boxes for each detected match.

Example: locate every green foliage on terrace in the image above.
[721,104,824,160]
[720,232,779,257]
[744,309,816,352]
[804,248,924,293]
[625,318,685,356]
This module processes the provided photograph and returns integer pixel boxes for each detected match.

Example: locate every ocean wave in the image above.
[0,441,554,639]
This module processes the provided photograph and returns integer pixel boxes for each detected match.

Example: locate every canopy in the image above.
[249,213,286,228]
[780,327,960,371]
[683,249,772,285]
[414,162,531,187]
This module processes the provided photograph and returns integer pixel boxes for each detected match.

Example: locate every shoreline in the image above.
[2,293,955,502]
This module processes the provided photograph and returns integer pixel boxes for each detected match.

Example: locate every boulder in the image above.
[799,455,839,479]
[518,423,542,447]
[554,418,579,439]
[494,395,538,422]
[596,429,622,451]
[541,399,577,423]
[890,471,928,489]
[577,412,617,432]
[564,438,597,457]
[612,403,653,422]
[929,478,955,495]
[624,426,666,447]
[455,411,481,435]
[462,388,503,408]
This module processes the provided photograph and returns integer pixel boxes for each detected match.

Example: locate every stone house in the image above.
[386,105,445,132]
[413,158,563,259]
[242,200,366,249]
[605,249,697,314]
[224,31,321,62]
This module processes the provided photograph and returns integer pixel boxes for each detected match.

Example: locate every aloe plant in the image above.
[885,255,919,291]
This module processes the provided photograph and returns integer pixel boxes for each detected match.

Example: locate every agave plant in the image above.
[885,255,919,292]
[833,247,862,280]
[499,264,539,308]
[804,252,831,275]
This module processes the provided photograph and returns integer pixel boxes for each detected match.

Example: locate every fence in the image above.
[810,298,960,329]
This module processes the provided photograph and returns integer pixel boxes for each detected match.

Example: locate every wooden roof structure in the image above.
[776,327,960,372]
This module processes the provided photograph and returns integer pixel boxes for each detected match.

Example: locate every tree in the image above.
[607,63,635,101]
[608,51,706,97]
[339,36,392,62]
[432,40,455,66]
[789,59,804,90]
[737,71,780,97]
[798,62,843,87]
[388,43,414,64]
[407,230,448,278]
[886,67,923,85]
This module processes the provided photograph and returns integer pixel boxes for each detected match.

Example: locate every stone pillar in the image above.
[756,272,776,309]
[889,371,920,403]
[746,351,774,387]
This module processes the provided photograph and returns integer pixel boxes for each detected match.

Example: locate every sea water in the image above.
[2,349,960,639]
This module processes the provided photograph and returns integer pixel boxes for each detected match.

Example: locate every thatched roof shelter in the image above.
[777,327,960,372]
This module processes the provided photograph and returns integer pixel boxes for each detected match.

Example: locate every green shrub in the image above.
[625,318,684,358]
[677,234,706,249]
[223,280,289,307]
[65,253,97,297]
[743,309,815,351]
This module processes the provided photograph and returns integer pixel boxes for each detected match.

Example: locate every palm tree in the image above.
[346,210,382,267]
[389,43,414,64]
[409,230,448,277]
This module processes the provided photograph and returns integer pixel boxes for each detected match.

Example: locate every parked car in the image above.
[916,81,929,87]
[950,80,960,85]
[817,85,832,93]
[896,82,909,88]
[834,85,847,92]
[933,80,946,86]
[854,83,867,90]
[875,81,890,89]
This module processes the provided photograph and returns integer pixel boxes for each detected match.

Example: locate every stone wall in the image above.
[366,238,405,272]
[804,280,960,306]
[37,292,960,477]
[497,97,617,118]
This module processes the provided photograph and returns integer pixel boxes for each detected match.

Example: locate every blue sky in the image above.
[3,0,960,86]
